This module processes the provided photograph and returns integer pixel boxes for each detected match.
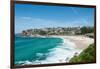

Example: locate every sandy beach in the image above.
[15,35,94,64]
[50,35,94,50]
[44,35,94,63]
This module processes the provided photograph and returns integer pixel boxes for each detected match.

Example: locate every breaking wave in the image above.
[16,38,82,65]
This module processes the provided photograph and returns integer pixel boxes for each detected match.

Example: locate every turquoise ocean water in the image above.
[14,35,63,65]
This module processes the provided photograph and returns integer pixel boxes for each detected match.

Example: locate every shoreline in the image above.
[22,35,94,52]
[48,35,94,62]
[31,35,94,50]
[51,35,94,50]
[15,35,94,65]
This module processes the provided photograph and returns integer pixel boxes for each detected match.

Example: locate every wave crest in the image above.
[16,38,82,65]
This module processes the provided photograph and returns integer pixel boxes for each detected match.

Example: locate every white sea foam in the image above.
[33,38,81,64]
[17,38,82,65]
[36,53,44,57]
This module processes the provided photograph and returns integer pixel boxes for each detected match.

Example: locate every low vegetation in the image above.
[69,43,95,63]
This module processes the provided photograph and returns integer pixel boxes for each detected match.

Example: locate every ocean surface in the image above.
[14,35,80,65]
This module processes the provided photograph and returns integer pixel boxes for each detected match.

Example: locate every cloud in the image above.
[20,17,32,20]
[15,16,93,33]
[16,16,91,29]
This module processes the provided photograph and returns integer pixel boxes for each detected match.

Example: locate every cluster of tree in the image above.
[38,30,47,35]
[80,26,94,34]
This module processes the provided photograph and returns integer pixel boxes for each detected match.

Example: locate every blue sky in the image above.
[15,4,95,33]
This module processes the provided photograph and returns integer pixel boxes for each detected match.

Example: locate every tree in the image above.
[39,30,47,35]
[80,26,94,34]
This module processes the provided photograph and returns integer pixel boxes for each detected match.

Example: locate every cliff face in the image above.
[22,29,33,36]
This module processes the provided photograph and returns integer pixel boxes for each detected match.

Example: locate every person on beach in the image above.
[74,52,78,57]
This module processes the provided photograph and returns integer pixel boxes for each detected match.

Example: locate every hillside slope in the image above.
[69,44,95,63]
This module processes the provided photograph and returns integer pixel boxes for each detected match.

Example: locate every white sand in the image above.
[50,35,94,50]
[19,35,94,64]
[40,35,94,63]
[41,35,94,63]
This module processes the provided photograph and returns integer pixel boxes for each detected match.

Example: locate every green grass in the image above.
[69,44,95,63]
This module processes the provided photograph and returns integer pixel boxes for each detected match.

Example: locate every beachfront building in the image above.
[21,27,83,36]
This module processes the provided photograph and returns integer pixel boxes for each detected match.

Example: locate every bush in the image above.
[69,44,95,63]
